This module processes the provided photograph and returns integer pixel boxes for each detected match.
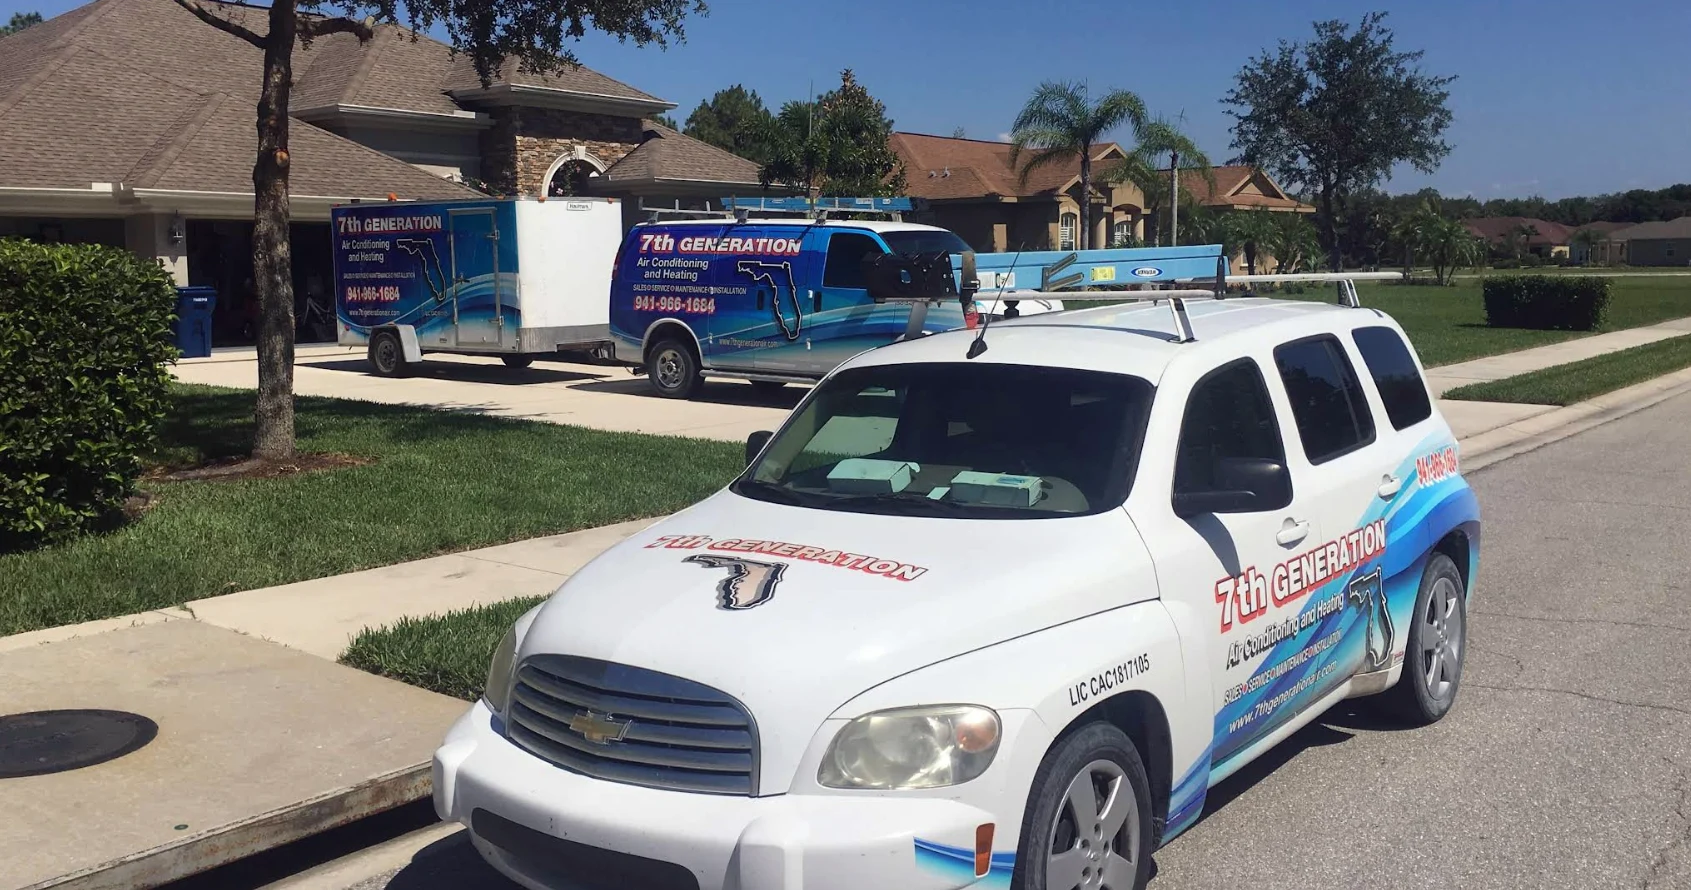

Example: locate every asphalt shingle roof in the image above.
[0,0,475,198]
[892,131,1123,200]
[602,122,763,186]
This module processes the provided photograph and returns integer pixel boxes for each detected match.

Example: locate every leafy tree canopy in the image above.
[759,70,906,198]
[683,85,776,164]
[1,11,43,35]
[1224,11,1455,268]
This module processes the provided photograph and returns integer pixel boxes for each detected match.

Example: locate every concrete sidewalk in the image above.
[1422,316,1691,396]
[173,349,794,443]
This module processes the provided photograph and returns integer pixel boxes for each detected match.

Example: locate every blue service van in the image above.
[608,199,1230,399]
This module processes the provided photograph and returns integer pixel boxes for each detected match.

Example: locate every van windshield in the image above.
[733,363,1153,519]
[881,230,973,256]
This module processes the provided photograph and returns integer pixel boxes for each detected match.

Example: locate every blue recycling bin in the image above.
[171,286,216,359]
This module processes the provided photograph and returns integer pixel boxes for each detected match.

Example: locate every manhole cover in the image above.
[0,710,158,778]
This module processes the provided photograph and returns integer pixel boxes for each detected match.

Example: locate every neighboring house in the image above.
[1461,217,1572,258]
[1612,216,1691,267]
[1175,165,1314,214]
[889,132,1312,270]
[0,0,767,344]
[1568,220,1631,264]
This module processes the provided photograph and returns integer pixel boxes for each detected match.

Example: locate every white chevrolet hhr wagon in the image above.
[432,292,1481,890]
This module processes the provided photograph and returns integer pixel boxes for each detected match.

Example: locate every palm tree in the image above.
[1096,115,1214,247]
[1265,213,1323,274]
[1509,223,1539,260]
[1009,81,1147,250]
[1569,227,1603,265]
[1232,209,1280,276]
[1398,205,1484,285]
[1178,205,1237,261]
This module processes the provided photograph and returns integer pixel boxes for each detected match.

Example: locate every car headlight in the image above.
[482,625,519,717]
[818,705,1001,790]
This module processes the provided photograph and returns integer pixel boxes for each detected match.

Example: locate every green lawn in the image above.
[1443,334,1691,406]
[1333,277,1691,367]
[0,385,741,636]
[341,596,545,701]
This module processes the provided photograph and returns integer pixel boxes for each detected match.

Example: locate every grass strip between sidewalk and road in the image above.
[1443,334,1691,406]
[0,384,741,637]
[341,596,545,701]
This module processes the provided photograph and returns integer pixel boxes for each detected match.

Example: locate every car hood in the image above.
[517,489,1154,792]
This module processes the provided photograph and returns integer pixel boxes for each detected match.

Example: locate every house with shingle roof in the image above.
[889,131,1311,256]
[0,0,768,345]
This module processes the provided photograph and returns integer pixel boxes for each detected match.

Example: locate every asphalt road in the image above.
[313,390,1691,890]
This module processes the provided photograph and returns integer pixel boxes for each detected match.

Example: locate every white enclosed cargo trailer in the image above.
[331,196,623,376]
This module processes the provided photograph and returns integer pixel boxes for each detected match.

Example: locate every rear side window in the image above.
[1174,359,1286,494]
[1274,336,1376,464]
[1352,326,1432,430]
[823,233,885,289]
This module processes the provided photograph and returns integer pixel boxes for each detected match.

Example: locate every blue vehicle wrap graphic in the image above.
[1208,431,1480,770]
[331,200,520,347]
[913,838,1013,888]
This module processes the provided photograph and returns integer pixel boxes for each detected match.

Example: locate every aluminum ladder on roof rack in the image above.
[990,268,1406,342]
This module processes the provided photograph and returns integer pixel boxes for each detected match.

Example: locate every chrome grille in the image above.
[505,654,758,795]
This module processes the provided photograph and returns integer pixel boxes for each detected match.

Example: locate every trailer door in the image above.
[449,208,502,346]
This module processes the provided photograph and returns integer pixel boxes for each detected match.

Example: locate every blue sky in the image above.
[9,0,1688,199]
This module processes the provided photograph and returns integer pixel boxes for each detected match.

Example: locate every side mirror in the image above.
[1172,457,1292,518]
[745,430,773,467]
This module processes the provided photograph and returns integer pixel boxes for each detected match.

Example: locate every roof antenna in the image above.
[965,245,1024,360]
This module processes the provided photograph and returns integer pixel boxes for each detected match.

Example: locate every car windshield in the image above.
[881,230,973,256]
[733,363,1153,519]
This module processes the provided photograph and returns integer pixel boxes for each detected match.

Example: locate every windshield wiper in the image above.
[731,478,813,506]
[818,491,973,515]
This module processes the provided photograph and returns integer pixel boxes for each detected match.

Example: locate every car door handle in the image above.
[1377,474,1403,500]
[1276,519,1310,547]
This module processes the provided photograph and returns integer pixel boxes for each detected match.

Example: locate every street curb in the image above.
[1458,366,1691,472]
[22,764,432,890]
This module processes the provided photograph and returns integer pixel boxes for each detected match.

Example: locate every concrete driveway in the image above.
[171,347,799,443]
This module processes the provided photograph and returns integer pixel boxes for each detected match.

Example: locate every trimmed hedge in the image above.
[0,239,179,551]
[1482,274,1612,331]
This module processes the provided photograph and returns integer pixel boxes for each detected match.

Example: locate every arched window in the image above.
[1059,212,1078,250]
[1112,219,1134,247]
[547,159,598,197]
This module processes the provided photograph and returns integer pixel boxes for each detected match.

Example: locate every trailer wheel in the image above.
[501,355,534,369]
[368,330,409,378]
[647,338,702,399]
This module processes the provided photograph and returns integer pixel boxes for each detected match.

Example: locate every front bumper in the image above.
[434,701,1015,890]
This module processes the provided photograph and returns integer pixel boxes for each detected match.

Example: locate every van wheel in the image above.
[1013,723,1153,890]
[501,355,534,369]
[647,339,702,399]
[1379,553,1467,726]
[368,330,408,378]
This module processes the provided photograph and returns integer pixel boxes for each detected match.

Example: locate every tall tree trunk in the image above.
[1079,148,1092,251]
[252,0,297,459]
[1168,151,1179,247]
[1319,185,1341,271]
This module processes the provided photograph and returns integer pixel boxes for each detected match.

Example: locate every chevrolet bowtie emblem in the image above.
[568,710,631,745]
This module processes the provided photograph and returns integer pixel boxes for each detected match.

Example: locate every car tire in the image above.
[1012,722,1154,890]
[501,354,534,369]
[1380,552,1467,726]
[367,330,409,378]
[647,338,702,399]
